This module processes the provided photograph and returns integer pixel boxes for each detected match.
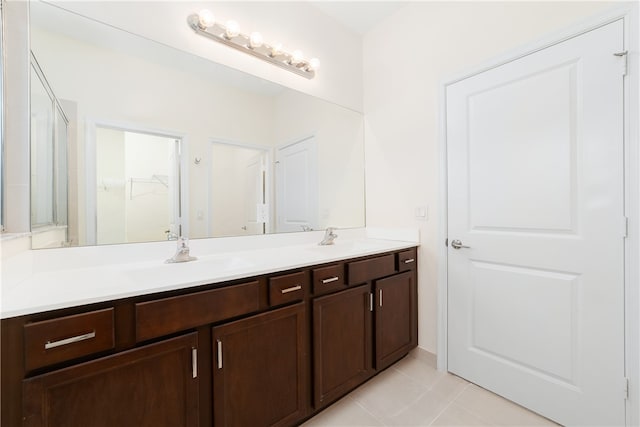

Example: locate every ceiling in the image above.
[309,1,408,35]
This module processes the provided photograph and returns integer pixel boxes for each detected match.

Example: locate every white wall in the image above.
[363,1,620,353]
[96,128,126,245]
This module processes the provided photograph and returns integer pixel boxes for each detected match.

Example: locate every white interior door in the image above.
[447,20,625,426]
[275,136,318,232]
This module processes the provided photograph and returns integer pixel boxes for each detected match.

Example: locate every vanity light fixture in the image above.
[188,10,319,79]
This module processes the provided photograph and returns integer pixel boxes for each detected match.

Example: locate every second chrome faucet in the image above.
[319,227,338,245]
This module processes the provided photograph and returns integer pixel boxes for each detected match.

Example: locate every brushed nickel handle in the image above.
[403,258,415,264]
[369,293,373,312]
[217,339,223,369]
[192,348,198,378]
[451,239,470,250]
[281,285,302,294]
[321,276,339,284]
[379,289,383,307]
[45,331,96,350]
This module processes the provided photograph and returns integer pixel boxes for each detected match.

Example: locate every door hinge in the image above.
[191,347,198,379]
[623,216,629,238]
[445,238,449,247]
[624,377,629,400]
[614,51,628,76]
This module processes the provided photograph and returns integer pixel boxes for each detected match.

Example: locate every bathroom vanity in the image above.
[1,238,418,426]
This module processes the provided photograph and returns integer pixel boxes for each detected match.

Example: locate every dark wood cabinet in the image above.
[23,333,199,427]
[313,284,373,408]
[374,271,417,370]
[3,246,418,427]
[212,303,308,427]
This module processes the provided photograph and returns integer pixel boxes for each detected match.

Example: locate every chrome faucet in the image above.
[319,227,338,245]
[166,236,198,263]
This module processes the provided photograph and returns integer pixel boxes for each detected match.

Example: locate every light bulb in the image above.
[270,42,283,57]
[225,20,240,38]
[197,9,215,29]
[291,50,304,64]
[308,57,320,71]
[249,32,263,48]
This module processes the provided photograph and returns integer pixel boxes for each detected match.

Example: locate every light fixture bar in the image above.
[187,14,317,79]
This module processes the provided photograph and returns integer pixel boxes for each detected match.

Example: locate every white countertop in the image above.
[1,228,419,319]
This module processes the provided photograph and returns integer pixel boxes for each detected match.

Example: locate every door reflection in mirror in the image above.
[93,127,181,245]
[276,136,318,233]
[209,142,271,238]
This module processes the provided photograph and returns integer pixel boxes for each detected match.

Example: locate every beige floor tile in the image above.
[301,396,384,427]
[428,374,469,402]
[350,367,429,420]
[392,355,445,390]
[380,390,451,426]
[408,348,437,368]
[431,402,494,426]
[453,384,558,426]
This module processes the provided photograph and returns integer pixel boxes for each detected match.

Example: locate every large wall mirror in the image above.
[29,1,365,248]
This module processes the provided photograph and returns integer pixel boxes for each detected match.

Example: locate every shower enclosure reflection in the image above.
[30,54,69,248]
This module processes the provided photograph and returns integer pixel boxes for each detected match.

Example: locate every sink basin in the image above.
[123,255,254,284]
[305,240,391,254]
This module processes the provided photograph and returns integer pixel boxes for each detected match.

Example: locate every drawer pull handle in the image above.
[321,276,340,284]
[403,258,415,264]
[281,285,302,294]
[45,331,96,350]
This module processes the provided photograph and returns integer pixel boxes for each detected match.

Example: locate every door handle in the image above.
[450,239,470,250]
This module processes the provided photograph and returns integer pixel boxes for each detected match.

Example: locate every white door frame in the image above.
[437,4,639,425]
[85,119,189,245]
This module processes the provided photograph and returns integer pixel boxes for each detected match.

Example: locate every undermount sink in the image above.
[123,255,254,283]
[306,240,391,254]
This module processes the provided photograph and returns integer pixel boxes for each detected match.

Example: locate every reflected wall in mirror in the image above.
[29,0,365,248]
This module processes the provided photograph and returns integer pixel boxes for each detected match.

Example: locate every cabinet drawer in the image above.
[269,272,308,307]
[347,254,395,285]
[312,264,345,296]
[136,281,260,342]
[24,308,115,371]
[397,249,417,272]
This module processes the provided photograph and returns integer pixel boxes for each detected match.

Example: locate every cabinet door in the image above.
[313,284,372,408]
[374,271,417,370]
[212,303,307,427]
[23,333,199,427]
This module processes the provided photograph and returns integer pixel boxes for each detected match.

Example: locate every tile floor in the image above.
[302,349,558,427]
